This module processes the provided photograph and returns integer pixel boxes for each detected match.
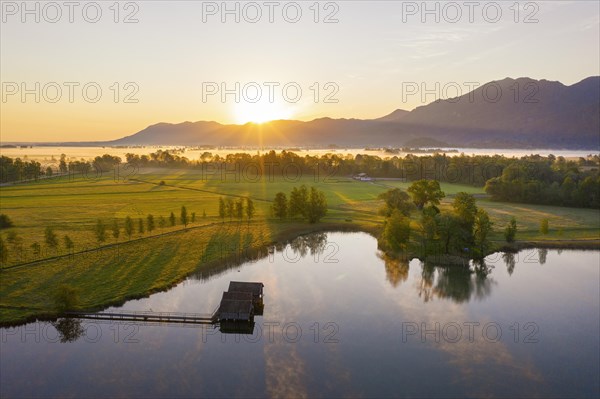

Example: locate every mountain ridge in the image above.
[89,76,600,149]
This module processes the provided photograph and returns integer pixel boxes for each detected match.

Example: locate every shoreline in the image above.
[1,220,598,327]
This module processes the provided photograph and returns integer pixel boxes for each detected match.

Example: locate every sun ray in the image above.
[233,101,294,124]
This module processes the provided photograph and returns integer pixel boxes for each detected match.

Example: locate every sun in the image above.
[233,101,293,124]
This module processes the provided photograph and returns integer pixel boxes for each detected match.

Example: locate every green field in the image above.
[1,168,598,324]
[0,168,386,261]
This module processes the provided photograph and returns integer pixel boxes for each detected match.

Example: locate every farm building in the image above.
[353,173,373,181]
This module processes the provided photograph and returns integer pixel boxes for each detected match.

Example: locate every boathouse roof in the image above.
[228,281,264,297]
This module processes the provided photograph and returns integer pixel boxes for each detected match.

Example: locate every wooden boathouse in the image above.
[214,281,264,322]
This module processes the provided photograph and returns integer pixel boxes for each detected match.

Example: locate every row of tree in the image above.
[271,185,328,223]
[218,197,255,222]
[0,154,124,183]
[0,227,74,265]
[0,206,198,266]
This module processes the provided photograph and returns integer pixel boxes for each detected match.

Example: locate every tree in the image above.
[235,199,244,221]
[419,205,439,244]
[378,188,413,217]
[6,231,24,261]
[246,198,255,223]
[202,209,207,218]
[453,192,478,225]
[452,192,478,246]
[169,212,176,227]
[380,210,411,252]
[112,219,120,242]
[504,217,517,243]
[147,214,155,232]
[226,199,235,221]
[272,192,288,220]
[540,218,549,234]
[289,185,308,218]
[0,236,8,265]
[473,209,493,257]
[138,218,145,234]
[94,220,106,244]
[0,214,14,229]
[181,206,189,228]
[125,216,134,240]
[45,226,59,251]
[59,153,68,173]
[191,212,196,223]
[218,197,225,222]
[435,213,461,254]
[63,235,74,254]
[407,180,445,210]
[306,187,328,223]
[158,216,166,228]
[30,242,41,259]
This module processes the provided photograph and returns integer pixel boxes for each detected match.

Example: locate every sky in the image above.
[1,0,599,142]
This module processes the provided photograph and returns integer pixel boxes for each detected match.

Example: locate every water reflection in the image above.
[383,254,496,303]
[288,233,328,257]
[379,253,410,287]
[504,252,517,275]
[538,248,548,265]
[189,233,329,283]
[51,318,85,343]
[2,233,597,398]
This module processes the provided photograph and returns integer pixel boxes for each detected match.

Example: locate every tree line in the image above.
[484,156,600,208]
[0,206,199,267]
[3,150,599,208]
[0,154,122,183]
[271,185,328,223]
[217,197,255,223]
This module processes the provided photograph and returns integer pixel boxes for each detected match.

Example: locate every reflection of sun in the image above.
[233,101,293,124]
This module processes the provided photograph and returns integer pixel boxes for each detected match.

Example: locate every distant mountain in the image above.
[375,109,410,122]
[107,77,600,149]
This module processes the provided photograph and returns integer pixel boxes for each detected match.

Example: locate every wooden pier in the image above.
[66,281,265,327]
[67,309,218,325]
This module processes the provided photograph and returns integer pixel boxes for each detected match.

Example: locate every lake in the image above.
[1,232,598,398]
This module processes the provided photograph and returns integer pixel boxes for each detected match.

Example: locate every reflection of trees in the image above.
[503,252,516,276]
[379,253,410,287]
[538,248,548,265]
[472,260,495,300]
[51,318,85,343]
[189,233,328,282]
[416,261,495,303]
[289,233,327,257]
[417,262,435,302]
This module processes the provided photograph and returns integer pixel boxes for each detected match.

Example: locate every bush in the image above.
[54,284,80,312]
[540,219,549,235]
[0,214,14,229]
[504,217,517,243]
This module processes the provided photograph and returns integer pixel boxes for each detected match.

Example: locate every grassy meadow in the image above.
[1,167,598,324]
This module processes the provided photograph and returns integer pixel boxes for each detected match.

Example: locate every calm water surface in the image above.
[1,232,598,398]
